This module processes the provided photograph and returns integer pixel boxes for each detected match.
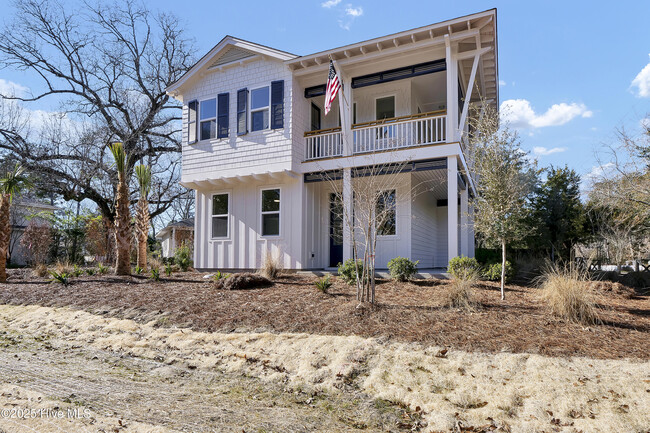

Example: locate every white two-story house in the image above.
[166,9,498,271]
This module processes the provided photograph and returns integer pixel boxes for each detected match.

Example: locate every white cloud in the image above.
[0,79,29,98]
[532,146,567,156]
[498,80,506,87]
[584,162,615,183]
[500,99,593,129]
[631,54,650,97]
[345,6,363,16]
[321,0,341,7]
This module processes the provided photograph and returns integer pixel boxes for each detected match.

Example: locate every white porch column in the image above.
[445,35,459,143]
[335,62,354,157]
[342,167,353,261]
[447,156,459,262]
[460,184,469,257]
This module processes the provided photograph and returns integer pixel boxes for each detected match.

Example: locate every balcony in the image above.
[304,110,446,161]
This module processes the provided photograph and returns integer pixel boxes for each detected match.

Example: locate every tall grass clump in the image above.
[259,252,283,279]
[537,264,600,325]
[443,267,480,311]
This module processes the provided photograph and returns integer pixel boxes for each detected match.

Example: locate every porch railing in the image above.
[353,110,446,154]
[304,110,446,161]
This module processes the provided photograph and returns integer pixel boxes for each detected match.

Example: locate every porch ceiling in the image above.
[412,169,447,200]
[287,9,498,106]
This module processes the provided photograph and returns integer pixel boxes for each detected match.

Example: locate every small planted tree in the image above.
[135,164,152,271]
[20,220,52,265]
[467,103,538,299]
[108,142,131,275]
[0,163,29,281]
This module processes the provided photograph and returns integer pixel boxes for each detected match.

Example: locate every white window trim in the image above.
[376,189,398,238]
[187,99,198,144]
[199,97,218,142]
[374,93,397,120]
[249,85,270,132]
[260,186,281,238]
[210,191,231,240]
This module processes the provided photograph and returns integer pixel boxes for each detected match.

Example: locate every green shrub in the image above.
[49,270,70,286]
[315,274,333,293]
[387,256,419,282]
[475,248,500,265]
[483,261,515,282]
[72,265,83,277]
[174,243,192,272]
[85,268,96,276]
[134,265,144,275]
[96,263,109,274]
[337,259,365,285]
[150,267,160,281]
[164,263,173,277]
[447,256,482,280]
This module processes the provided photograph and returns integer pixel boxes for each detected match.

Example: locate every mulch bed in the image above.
[1,269,648,360]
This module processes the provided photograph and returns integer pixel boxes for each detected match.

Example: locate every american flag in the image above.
[324,60,341,116]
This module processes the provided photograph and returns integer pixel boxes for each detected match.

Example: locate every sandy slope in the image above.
[0,304,648,433]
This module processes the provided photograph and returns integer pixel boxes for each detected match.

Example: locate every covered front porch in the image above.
[301,156,474,270]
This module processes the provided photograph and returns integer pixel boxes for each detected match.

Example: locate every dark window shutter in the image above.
[188,100,197,143]
[237,88,248,135]
[217,93,229,138]
[271,80,284,129]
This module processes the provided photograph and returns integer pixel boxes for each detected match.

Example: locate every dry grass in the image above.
[259,252,283,279]
[31,263,48,278]
[538,264,601,325]
[443,270,480,311]
[0,304,647,433]
[213,272,271,290]
[53,260,74,275]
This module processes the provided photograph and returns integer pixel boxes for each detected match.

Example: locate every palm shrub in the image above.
[96,263,109,274]
[315,274,333,293]
[447,256,482,280]
[164,263,173,276]
[134,164,151,271]
[387,257,419,282]
[174,242,192,272]
[0,164,29,282]
[49,270,71,286]
[150,267,160,281]
[108,142,131,275]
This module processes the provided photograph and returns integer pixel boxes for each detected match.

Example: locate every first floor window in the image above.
[376,190,396,236]
[212,193,229,238]
[200,98,217,140]
[261,188,280,236]
[251,86,269,131]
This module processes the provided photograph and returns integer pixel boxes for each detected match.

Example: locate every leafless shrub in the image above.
[32,263,48,278]
[443,270,480,311]
[20,220,52,265]
[537,264,600,325]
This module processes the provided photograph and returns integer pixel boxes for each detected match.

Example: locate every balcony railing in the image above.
[304,110,446,161]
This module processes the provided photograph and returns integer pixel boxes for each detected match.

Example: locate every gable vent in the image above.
[209,47,255,68]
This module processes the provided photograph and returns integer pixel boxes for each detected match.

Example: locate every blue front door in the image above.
[329,193,343,267]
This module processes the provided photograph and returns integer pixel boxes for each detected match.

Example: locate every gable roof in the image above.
[166,36,297,96]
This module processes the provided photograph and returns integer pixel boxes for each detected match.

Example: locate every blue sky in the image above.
[1,0,649,185]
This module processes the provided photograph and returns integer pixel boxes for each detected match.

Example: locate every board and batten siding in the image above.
[194,175,304,270]
[411,189,437,268]
[180,58,294,183]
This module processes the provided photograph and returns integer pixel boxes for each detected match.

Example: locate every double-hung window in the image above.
[187,100,198,143]
[261,188,280,236]
[376,190,396,236]
[200,98,217,140]
[211,193,229,238]
[250,86,270,132]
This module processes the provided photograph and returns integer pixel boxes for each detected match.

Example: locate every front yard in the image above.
[0,269,648,432]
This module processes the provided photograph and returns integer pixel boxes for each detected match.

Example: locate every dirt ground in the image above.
[0,316,421,432]
[1,269,648,360]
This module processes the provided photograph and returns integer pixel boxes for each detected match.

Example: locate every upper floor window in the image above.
[200,98,217,140]
[251,86,270,132]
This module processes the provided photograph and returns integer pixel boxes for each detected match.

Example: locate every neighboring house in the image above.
[9,199,59,266]
[166,9,498,270]
[156,218,195,258]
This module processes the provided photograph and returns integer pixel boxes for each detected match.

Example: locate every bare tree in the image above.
[0,0,195,225]
[466,102,538,299]
[325,159,412,304]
